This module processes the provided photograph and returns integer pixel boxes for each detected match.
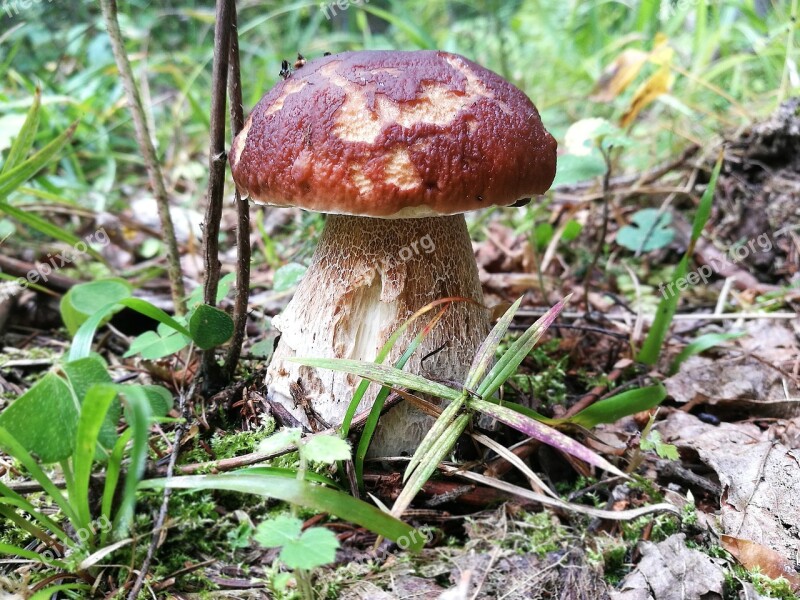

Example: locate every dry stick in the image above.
[99,0,186,315]
[223,3,251,381]
[126,381,196,600]
[201,0,235,390]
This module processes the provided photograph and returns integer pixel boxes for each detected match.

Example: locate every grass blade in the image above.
[391,413,469,518]
[355,307,448,489]
[566,384,667,429]
[2,87,41,175]
[0,427,80,527]
[0,543,68,569]
[637,152,723,364]
[340,297,464,436]
[469,398,625,477]
[465,297,522,390]
[403,394,465,482]
[289,358,461,402]
[73,384,119,536]
[100,429,131,546]
[140,472,423,550]
[476,297,568,400]
[669,331,744,374]
[0,122,77,200]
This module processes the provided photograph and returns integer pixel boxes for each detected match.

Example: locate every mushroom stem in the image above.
[266,213,489,456]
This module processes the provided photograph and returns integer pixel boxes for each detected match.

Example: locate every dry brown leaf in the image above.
[721,535,800,590]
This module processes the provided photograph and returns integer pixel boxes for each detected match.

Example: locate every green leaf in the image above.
[257,428,302,455]
[61,279,133,336]
[0,121,76,201]
[140,472,423,550]
[253,515,302,547]
[302,435,351,464]
[670,332,745,374]
[189,304,234,350]
[567,384,667,428]
[562,220,582,242]
[62,356,119,453]
[272,262,307,292]
[2,88,40,175]
[254,516,339,570]
[290,358,461,402]
[552,153,607,187]
[616,208,675,253]
[0,199,104,263]
[124,329,189,360]
[186,272,235,309]
[404,395,465,482]
[637,153,723,365]
[0,373,77,462]
[641,430,679,460]
[284,527,339,569]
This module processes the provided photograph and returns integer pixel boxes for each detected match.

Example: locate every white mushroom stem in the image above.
[266,213,489,456]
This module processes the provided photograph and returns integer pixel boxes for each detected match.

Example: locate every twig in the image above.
[127,382,196,600]
[201,0,235,391]
[223,2,251,382]
[99,0,186,315]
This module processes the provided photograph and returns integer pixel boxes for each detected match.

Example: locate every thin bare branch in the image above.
[99,0,186,315]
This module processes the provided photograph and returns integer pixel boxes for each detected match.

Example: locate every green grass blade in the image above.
[566,384,667,429]
[476,297,568,400]
[0,503,60,549]
[139,472,423,550]
[69,297,191,362]
[355,308,447,490]
[340,298,462,436]
[72,384,119,536]
[29,584,91,599]
[100,429,131,546]
[112,386,153,539]
[391,413,469,518]
[465,297,522,390]
[289,358,461,402]
[469,398,625,477]
[0,122,77,201]
[637,153,723,365]
[0,543,68,569]
[0,490,71,547]
[669,331,745,374]
[2,88,41,175]
[0,427,80,527]
[0,199,104,262]
[404,395,465,482]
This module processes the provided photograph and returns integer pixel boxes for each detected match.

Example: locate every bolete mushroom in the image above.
[230,50,556,456]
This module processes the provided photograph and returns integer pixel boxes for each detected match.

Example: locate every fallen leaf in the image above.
[722,535,800,590]
[591,48,649,102]
[620,59,674,128]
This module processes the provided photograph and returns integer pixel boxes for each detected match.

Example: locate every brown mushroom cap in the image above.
[230,50,557,218]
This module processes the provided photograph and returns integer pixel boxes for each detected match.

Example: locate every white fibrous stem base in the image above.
[266,214,489,456]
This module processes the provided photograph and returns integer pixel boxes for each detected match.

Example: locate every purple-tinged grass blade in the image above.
[469,398,626,478]
[476,296,569,401]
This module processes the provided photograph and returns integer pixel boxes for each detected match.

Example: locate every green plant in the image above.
[291,296,669,519]
[0,355,172,593]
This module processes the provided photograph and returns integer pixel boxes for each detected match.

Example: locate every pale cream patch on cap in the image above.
[384,147,421,191]
[265,79,309,116]
[349,165,373,196]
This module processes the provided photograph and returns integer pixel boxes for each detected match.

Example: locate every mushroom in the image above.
[230,50,556,456]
